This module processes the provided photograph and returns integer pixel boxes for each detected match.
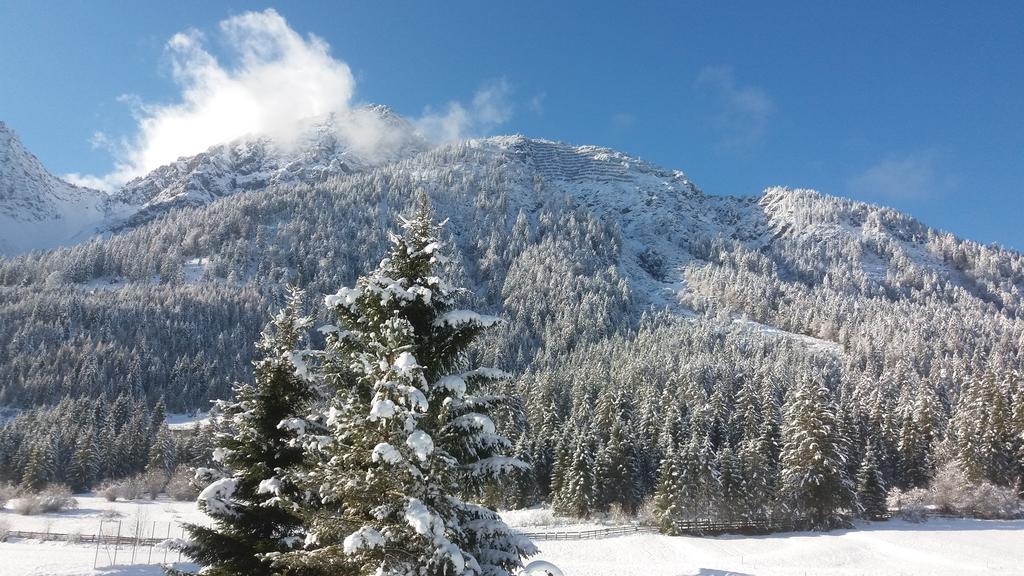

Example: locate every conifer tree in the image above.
[147,424,178,477]
[652,446,685,534]
[594,419,639,514]
[780,375,853,528]
[856,442,887,520]
[20,440,54,491]
[277,196,535,576]
[715,444,747,521]
[179,286,315,576]
[69,431,98,492]
[553,431,596,518]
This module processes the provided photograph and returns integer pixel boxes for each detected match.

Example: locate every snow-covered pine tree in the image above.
[715,443,747,521]
[856,442,887,520]
[20,439,54,491]
[178,286,315,576]
[276,195,535,576]
[147,424,177,478]
[553,427,596,518]
[594,419,639,514]
[780,374,854,528]
[69,430,98,492]
[652,445,685,534]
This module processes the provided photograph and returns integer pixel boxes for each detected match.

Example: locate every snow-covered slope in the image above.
[109,105,427,229]
[0,122,112,255]
[0,106,428,251]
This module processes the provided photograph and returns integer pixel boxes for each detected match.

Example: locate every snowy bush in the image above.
[0,483,15,510]
[888,464,1023,520]
[165,467,200,501]
[98,477,145,502]
[98,482,120,502]
[887,488,929,522]
[141,470,168,499]
[635,497,658,527]
[37,485,78,513]
[0,519,9,542]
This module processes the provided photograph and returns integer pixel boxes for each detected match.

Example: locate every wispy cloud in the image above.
[848,152,950,201]
[414,78,514,144]
[611,113,635,130]
[695,66,773,150]
[69,9,514,191]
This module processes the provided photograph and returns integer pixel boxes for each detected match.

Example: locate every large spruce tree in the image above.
[276,196,535,576]
[780,374,854,528]
[179,286,316,575]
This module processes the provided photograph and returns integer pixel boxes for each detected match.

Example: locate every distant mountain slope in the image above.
[0,114,1022,411]
[109,105,427,230]
[0,122,112,255]
[0,106,427,252]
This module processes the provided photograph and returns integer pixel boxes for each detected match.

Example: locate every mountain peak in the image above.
[0,121,110,255]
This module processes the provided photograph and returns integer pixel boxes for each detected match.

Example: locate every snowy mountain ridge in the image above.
[1,111,1021,323]
[110,105,428,230]
[0,106,428,253]
[0,122,115,255]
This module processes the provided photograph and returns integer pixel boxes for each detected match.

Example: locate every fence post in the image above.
[177,526,185,562]
[163,523,171,564]
[148,521,155,564]
[113,520,122,566]
[130,516,140,564]
[93,519,103,569]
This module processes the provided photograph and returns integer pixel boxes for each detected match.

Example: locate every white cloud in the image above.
[848,152,948,200]
[71,9,355,191]
[73,10,515,192]
[611,112,635,130]
[695,66,773,149]
[413,79,513,144]
[529,93,546,115]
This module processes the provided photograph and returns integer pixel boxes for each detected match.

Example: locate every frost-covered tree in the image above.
[652,446,685,534]
[277,197,535,576]
[856,442,887,520]
[179,287,315,576]
[594,420,639,514]
[780,375,853,528]
[553,428,596,518]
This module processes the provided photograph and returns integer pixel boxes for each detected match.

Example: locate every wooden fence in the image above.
[520,525,658,540]
[521,516,817,540]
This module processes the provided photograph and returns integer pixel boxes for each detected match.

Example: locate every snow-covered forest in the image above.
[1,137,1023,551]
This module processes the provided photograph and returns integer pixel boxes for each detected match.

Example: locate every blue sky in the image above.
[2,2,1022,249]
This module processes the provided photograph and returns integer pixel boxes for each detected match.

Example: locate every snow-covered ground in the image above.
[531,518,1024,576]
[165,412,210,430]
[0,493,211,535]
[2,499,1023,575]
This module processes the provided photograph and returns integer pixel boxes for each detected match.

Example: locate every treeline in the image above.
[0,394,211,491]
[496,316,1024,526]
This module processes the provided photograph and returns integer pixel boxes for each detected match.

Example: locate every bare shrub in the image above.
[0,483,15,510]
[634,497,658,527]
[141,470,168,500]
[165,467,200,501]
[37,485,78,513]
[99,477,147,502]
[889,463,1023,520]
[12,495,41,515]
[98,481,121,502]
[887,487,929,522]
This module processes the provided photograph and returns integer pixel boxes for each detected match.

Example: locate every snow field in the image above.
[531,518,1024,576]
[2,500,1023,575]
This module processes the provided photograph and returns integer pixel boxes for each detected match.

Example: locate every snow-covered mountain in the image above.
[0,122,114,255]
[109,105,427,229]
[0,106,427,252]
